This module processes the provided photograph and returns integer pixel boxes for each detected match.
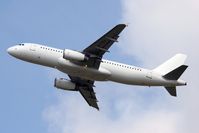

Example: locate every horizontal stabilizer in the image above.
[163,65,188,80]
[165,86,177,96]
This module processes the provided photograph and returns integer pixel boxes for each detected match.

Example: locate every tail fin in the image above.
[153,54,188,97]
[153,54,187,75]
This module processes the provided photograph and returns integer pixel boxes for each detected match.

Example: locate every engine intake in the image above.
[63,49,87,61]
[54,78,77,91]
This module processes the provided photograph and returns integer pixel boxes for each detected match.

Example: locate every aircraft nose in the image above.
[7,46,18,57]
[7,47,14,55]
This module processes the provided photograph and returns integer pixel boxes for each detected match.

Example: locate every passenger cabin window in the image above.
[18,44,24,46]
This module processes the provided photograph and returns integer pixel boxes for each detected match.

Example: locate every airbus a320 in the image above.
[7,24,188,110]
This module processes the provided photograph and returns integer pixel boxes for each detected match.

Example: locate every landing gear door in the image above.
[146,71,152,85]
[146,71,152,80]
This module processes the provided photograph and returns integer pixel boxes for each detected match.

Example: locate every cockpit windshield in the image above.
[18,44,24,46]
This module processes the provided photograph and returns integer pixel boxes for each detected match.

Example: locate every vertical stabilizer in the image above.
[153,54,187,75]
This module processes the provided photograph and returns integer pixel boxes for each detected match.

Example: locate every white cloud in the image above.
[120,0,199,67]
[120,0,199,132]
[43,89,181,133]
[43,0,199,133]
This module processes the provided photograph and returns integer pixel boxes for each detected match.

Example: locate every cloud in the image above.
[43,0,199,133]
[43,81,182,133]
[43,88,181,133]
[120,0,199,66]
[120,0,199,132]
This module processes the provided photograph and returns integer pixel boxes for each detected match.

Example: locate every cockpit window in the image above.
[18,44,24,46]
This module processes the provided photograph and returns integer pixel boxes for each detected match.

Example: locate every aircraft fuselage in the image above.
[7,43,186,87]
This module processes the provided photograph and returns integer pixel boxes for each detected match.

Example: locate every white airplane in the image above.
[7,24,188,110]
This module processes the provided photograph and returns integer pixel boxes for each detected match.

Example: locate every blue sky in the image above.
[1,0,199,133]
[0,0,126,133]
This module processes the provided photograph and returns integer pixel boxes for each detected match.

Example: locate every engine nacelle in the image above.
[54,78,77,91]
[63,49,87,61]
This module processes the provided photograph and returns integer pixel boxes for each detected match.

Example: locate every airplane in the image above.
[7,24,188,110]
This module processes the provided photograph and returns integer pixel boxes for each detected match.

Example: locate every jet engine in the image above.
[54,78,77,91]
[63,49,87,61]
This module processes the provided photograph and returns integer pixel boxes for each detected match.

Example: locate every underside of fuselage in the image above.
[56,57,111,81]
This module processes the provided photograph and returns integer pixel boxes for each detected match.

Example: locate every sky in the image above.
[1,0,198,133]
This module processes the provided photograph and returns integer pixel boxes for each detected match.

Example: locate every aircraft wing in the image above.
[67,24,127,109]
[82,24,126,69]
[68,75,99,110]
